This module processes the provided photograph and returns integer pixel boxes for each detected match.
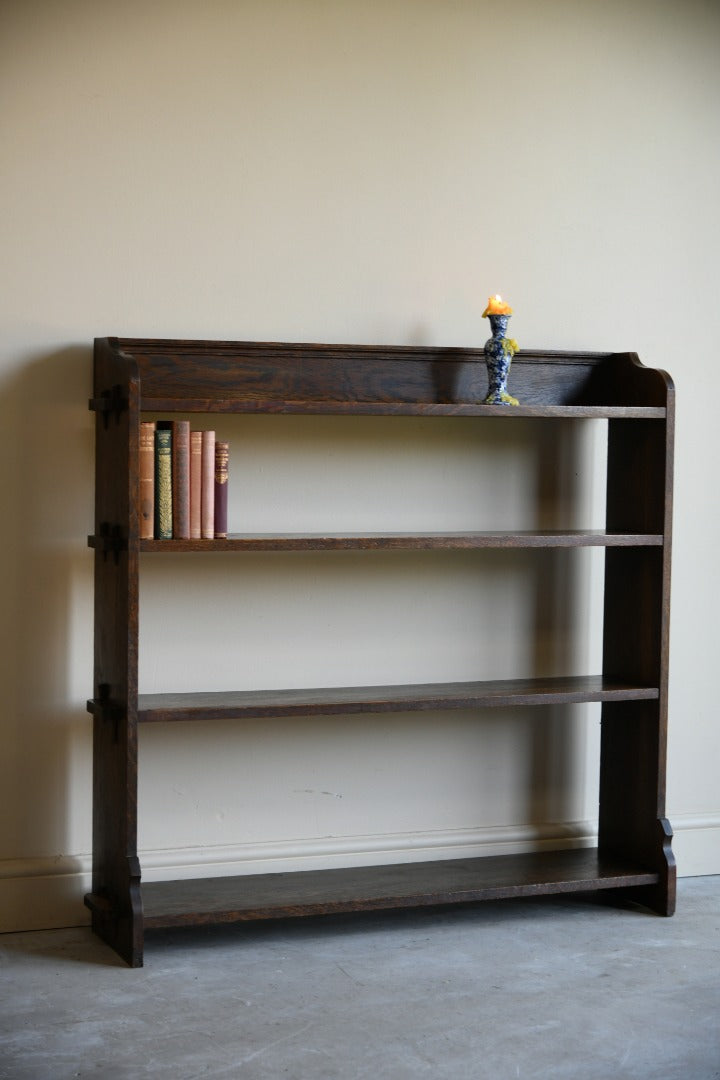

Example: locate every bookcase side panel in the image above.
[599,399,675,915]
[89,341,143,966]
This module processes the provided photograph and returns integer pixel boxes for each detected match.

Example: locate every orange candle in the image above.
[482,294,513,317]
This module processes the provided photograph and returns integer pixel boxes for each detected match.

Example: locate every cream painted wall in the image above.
[1,0,719,931]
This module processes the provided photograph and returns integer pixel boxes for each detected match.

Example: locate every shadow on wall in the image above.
[0,345,94,927]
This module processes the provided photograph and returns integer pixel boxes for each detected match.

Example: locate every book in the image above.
[139,421,156,539]
[171,420,190,539]
[214,440,229,539]
[201,430,215,538]
[154,424,172,539]
[190,430,202,539]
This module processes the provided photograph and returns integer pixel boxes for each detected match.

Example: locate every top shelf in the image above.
[91,338,673,418]
[136,400,665,419]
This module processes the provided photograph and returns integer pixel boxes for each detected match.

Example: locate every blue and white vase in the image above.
[484,314,519,406]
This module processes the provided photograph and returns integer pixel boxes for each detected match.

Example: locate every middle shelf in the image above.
[83,675,660,725]
[135,530,664,552]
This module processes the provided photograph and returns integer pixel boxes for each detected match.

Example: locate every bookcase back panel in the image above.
[116,339,620,409]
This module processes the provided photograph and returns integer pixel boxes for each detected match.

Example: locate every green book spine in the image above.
[172,420,190,539]
[154,426,172,540]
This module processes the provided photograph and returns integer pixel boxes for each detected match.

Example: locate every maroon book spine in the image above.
[189,430,202,539]
[214,440,229,539]
[171,420,190,539]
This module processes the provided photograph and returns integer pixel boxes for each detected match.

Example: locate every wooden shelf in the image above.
[85,849,660,930]
[134,530,664,552]
[135,399,666,419]
[85,675,661,725]
[89,339,672,419]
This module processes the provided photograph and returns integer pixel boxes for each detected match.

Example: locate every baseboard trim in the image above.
[2,814,718,933]
[139,820,594,881]
[669,813,720,877]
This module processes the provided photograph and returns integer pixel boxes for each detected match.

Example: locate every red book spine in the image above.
[190,430,202,539]
[139,421,156,539]
[214,441,229,539]
[201,430,215,538]
[171,420,190,539]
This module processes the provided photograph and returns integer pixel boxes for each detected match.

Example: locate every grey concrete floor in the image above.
[1,876,719,1080]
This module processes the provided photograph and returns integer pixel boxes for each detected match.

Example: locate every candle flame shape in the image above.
[482,294,513,317]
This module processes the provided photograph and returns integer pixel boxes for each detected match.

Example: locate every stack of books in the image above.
[139,421,229,540]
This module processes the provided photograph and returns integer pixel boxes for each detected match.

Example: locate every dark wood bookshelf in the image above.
[87,338,675,966]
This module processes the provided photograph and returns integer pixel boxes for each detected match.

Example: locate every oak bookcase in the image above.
[87,337,675,966]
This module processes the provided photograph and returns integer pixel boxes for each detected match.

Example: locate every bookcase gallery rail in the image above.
[87,338,675,967]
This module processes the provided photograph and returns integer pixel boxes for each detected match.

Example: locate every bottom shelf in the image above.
[117,849,659,929]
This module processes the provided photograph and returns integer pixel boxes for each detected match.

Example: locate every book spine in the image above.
[171,420,190,539]
[189,430,203,539]
[201,430,216,538]
[214,441,229,539]
[139,421,156,539]
[154,425,172,540]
